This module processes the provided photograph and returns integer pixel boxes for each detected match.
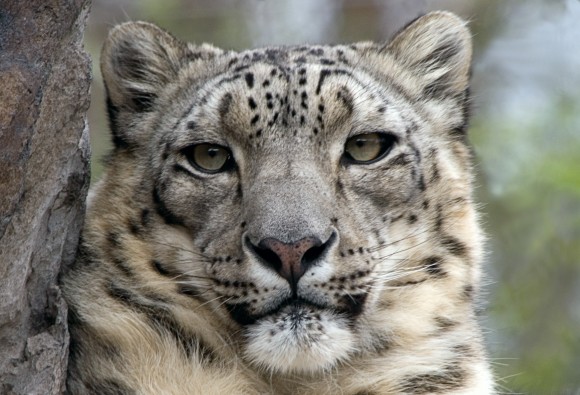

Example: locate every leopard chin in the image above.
[243,304,355,373]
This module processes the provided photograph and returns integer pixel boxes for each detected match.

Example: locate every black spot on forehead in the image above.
[244,72,254,88]
[316,68,353,95]
[309,47,324,56]
[232,64,250,73]
[218,93,233,119]
[336,88,354,116]
[316,69,332,95]
[320,58,336,65]
[265,48,281,61]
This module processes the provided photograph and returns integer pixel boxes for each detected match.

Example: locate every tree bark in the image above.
[0,0,91,393]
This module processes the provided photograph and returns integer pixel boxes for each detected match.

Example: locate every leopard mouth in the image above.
[226,293,367,327]
[226,298,325,326]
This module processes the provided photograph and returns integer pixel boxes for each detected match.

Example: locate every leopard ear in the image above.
[386,11,472,98]
[101,21,223,148]
[101,21,188,113]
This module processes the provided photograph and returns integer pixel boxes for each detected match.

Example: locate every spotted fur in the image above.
[63,12,494,394]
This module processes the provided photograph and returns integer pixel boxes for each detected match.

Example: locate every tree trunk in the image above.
[0,0,91,393]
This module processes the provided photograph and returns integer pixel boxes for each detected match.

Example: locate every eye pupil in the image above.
[344,132,396,164]
[207,148,219,158]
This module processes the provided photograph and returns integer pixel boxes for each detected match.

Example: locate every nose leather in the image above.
[258,237,321,285]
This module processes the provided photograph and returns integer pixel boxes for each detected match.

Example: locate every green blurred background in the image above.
[85,0,580,393]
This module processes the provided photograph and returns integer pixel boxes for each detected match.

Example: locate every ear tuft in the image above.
[387,11,472,98]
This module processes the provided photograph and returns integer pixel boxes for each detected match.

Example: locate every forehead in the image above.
[173,47,410,148]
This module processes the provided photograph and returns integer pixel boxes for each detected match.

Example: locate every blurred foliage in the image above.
[472,93,580,393]
[85,0,580,392]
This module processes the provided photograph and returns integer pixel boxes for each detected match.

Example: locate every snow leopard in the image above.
[62,11,494,394]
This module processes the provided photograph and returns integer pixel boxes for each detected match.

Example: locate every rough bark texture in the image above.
[0,0,91,393]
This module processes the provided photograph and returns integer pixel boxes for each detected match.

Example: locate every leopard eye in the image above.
[182,143,234,173]
[343,132,397,164]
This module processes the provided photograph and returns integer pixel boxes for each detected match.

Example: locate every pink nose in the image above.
[252,236,327,289]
